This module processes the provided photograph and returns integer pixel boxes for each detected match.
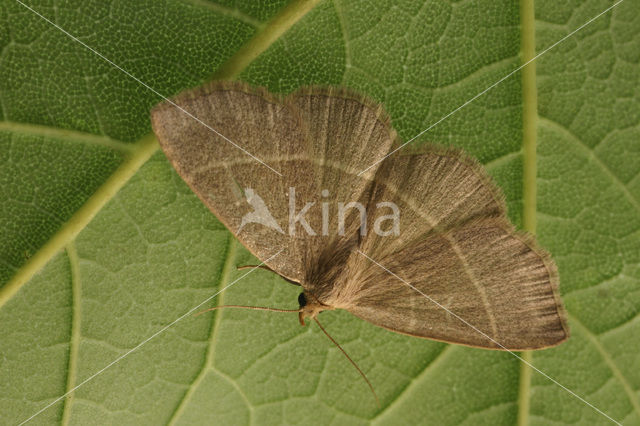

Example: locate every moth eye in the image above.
[298,293,307,307]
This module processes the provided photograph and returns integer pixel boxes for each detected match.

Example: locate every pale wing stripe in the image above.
[361,178,500,339]
[190,156,499,337]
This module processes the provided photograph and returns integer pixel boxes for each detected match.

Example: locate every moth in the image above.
[151,81,569,399]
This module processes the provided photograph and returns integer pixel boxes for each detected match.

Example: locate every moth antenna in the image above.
[313,318,380,408]
[195,305,301,317]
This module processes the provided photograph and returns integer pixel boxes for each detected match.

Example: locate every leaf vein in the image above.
[61,242,81,426]
[211,0,322,80]
[167,237,244,424]
[372,344,454,423]
[0,135,158,309]
[0,120,134,154]
[569,314,640,417]
[182,0,263,28]
[331,0,350,84]
[539,117,640,213]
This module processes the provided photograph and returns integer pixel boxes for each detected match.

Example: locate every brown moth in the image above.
[150,81,569,393]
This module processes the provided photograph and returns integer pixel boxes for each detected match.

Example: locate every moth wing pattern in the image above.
[151,81,315,282]
[371,147,506,250]
[350,216,569,349]
[285,87,396,201]
[285,87,397,279]
[151,82,397,284]
[311,147,506,303]
[151,81,569,350]
[325,148,569,349]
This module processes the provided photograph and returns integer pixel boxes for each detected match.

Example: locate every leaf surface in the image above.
[0,0,638,425]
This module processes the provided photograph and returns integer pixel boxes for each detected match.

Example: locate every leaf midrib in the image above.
[6,0,618,423]
[0,133,159,309]
[517,0,538,424]
[211,0,322,80]
[0,0,320,309]
[0,1,322,423]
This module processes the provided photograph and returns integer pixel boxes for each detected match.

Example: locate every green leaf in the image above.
[1,0,638,424]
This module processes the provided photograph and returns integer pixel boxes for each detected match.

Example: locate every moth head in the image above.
[297,292,331,326]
